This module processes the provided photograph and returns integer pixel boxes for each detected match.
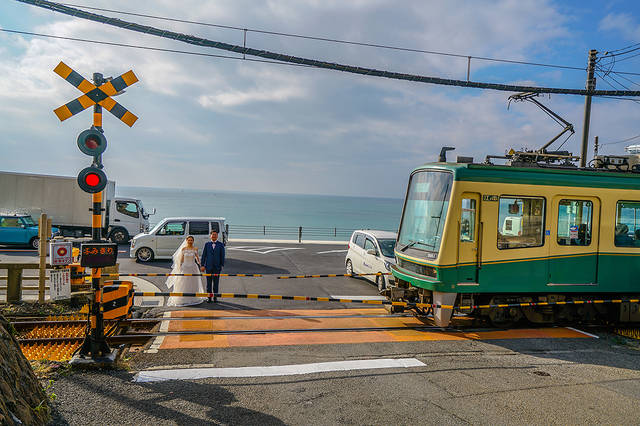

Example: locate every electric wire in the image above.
[0,28,312,68]
[611,71,640,88]
[601,45,640,58]
[604,41,640,55]
[56,2,587,72]
[600,134,640,146]
[13,0,640,97]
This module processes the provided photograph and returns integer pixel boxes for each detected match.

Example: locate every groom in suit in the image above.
[200,230,225,303]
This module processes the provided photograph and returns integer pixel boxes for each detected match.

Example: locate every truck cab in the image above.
[107,197,153,244]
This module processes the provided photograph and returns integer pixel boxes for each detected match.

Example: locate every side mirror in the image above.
[367,249,378,256]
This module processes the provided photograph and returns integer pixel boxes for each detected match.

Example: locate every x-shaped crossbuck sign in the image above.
[53,61,139,127]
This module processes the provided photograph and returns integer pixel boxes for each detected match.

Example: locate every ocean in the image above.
[117,186,404,241]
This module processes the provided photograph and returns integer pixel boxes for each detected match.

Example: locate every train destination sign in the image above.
[80,243,118,268]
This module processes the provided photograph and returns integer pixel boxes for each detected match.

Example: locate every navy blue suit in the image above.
[201,240,225,297]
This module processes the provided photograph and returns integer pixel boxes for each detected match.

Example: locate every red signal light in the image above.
[84,137,100,150]
[85,172,101,187]
[77,128,107,156]
[77,167,107,193]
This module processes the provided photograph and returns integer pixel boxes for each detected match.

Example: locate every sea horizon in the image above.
[117,186,404,240]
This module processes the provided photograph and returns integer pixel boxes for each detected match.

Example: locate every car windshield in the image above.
[377,239,396,257]
[22,216,36,226]
[397,170,453,255]
[149,221,163,234]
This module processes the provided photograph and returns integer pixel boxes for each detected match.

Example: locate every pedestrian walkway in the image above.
[150,308,596,351]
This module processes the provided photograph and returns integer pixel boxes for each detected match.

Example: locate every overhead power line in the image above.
[0,28,313,68]
[14,0,640,97]
[58,2,586,72]
[600,133,640,146]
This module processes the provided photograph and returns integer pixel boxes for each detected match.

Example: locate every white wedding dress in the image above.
[166,247,205,307]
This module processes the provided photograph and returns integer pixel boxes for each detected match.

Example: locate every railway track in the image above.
[11,311,639,362]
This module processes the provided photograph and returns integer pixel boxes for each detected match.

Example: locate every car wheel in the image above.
[136,247,154,263]
[376,274,386,292]
[110,228,129,244]
[30,237,40,250]
[346,259,354,277]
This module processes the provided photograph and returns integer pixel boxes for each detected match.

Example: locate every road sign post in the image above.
[53,61,138,365]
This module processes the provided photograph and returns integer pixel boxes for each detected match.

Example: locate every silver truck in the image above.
[0,170,154,243]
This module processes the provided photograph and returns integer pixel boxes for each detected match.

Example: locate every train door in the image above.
[548,196,600,285]
[458,193,480,283]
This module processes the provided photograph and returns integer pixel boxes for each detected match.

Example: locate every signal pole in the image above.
[52,61,138,365]
[78,71,111,360]
[580,49,597,167]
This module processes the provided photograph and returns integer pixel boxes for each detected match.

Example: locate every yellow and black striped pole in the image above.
[78,72,111,358]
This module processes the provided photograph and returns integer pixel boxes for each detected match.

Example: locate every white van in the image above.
[130,217,226,262]
[345,230,397,291]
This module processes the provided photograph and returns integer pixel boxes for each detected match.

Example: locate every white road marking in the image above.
[227,246,305,255]
[134,358,426,382]
[566,327,600,339]
[330,295,387,301]
[317,249,348,254]
[145,311,170,354]
[131,277,165,307]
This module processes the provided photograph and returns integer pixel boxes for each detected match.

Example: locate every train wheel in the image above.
[488,307,522,328]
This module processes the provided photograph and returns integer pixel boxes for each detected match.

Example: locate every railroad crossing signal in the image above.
[77,128,107,156]
[77,166,107,193]
[53,61,139,127]
[52,60,140,364]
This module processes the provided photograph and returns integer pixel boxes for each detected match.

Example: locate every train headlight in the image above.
[384,261,392,271]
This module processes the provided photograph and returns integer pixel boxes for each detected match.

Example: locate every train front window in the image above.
[615,201,640,247]
[497,196,545,249]
[397,171,453,255]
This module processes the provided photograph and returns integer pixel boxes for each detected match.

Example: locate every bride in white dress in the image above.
[166,235,205,306]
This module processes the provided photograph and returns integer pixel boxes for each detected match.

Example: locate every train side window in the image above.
[497,197,545,249]
[460,198,476,241]
[557,200,592,246]
[615,201,640,247]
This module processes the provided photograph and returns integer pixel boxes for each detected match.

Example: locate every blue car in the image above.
[0,214,59,249]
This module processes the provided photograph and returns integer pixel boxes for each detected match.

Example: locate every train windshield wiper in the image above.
[400,240,424,251]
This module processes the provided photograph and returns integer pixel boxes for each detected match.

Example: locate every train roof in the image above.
[412,162,640,190]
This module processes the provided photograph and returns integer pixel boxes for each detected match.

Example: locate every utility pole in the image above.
[580,49,598,167]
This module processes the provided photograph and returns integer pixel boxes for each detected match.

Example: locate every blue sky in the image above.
[1,0,640,197]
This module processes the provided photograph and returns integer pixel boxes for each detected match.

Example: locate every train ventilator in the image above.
[388,147,640,327]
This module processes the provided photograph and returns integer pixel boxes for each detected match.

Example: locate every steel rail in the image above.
[11,313,414,328]
[18,324,469,344]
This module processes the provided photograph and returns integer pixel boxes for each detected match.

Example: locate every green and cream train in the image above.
[390,156,640,326]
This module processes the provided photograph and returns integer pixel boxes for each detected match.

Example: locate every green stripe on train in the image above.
[393,253,640,293]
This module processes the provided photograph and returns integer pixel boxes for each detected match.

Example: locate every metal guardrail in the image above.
[227,225,394,242]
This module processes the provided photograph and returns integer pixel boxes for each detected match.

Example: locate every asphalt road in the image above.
[1,240,385,306]
[4,242,640,424]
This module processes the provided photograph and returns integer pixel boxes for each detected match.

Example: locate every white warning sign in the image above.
[50,269,71,301]
[50,241,73,266]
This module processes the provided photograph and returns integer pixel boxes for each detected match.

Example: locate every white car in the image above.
[345,230,397,291]
[130,217,227,262]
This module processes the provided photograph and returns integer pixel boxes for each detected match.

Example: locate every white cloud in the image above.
[0,0,636,198]
[599,12,640,40]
